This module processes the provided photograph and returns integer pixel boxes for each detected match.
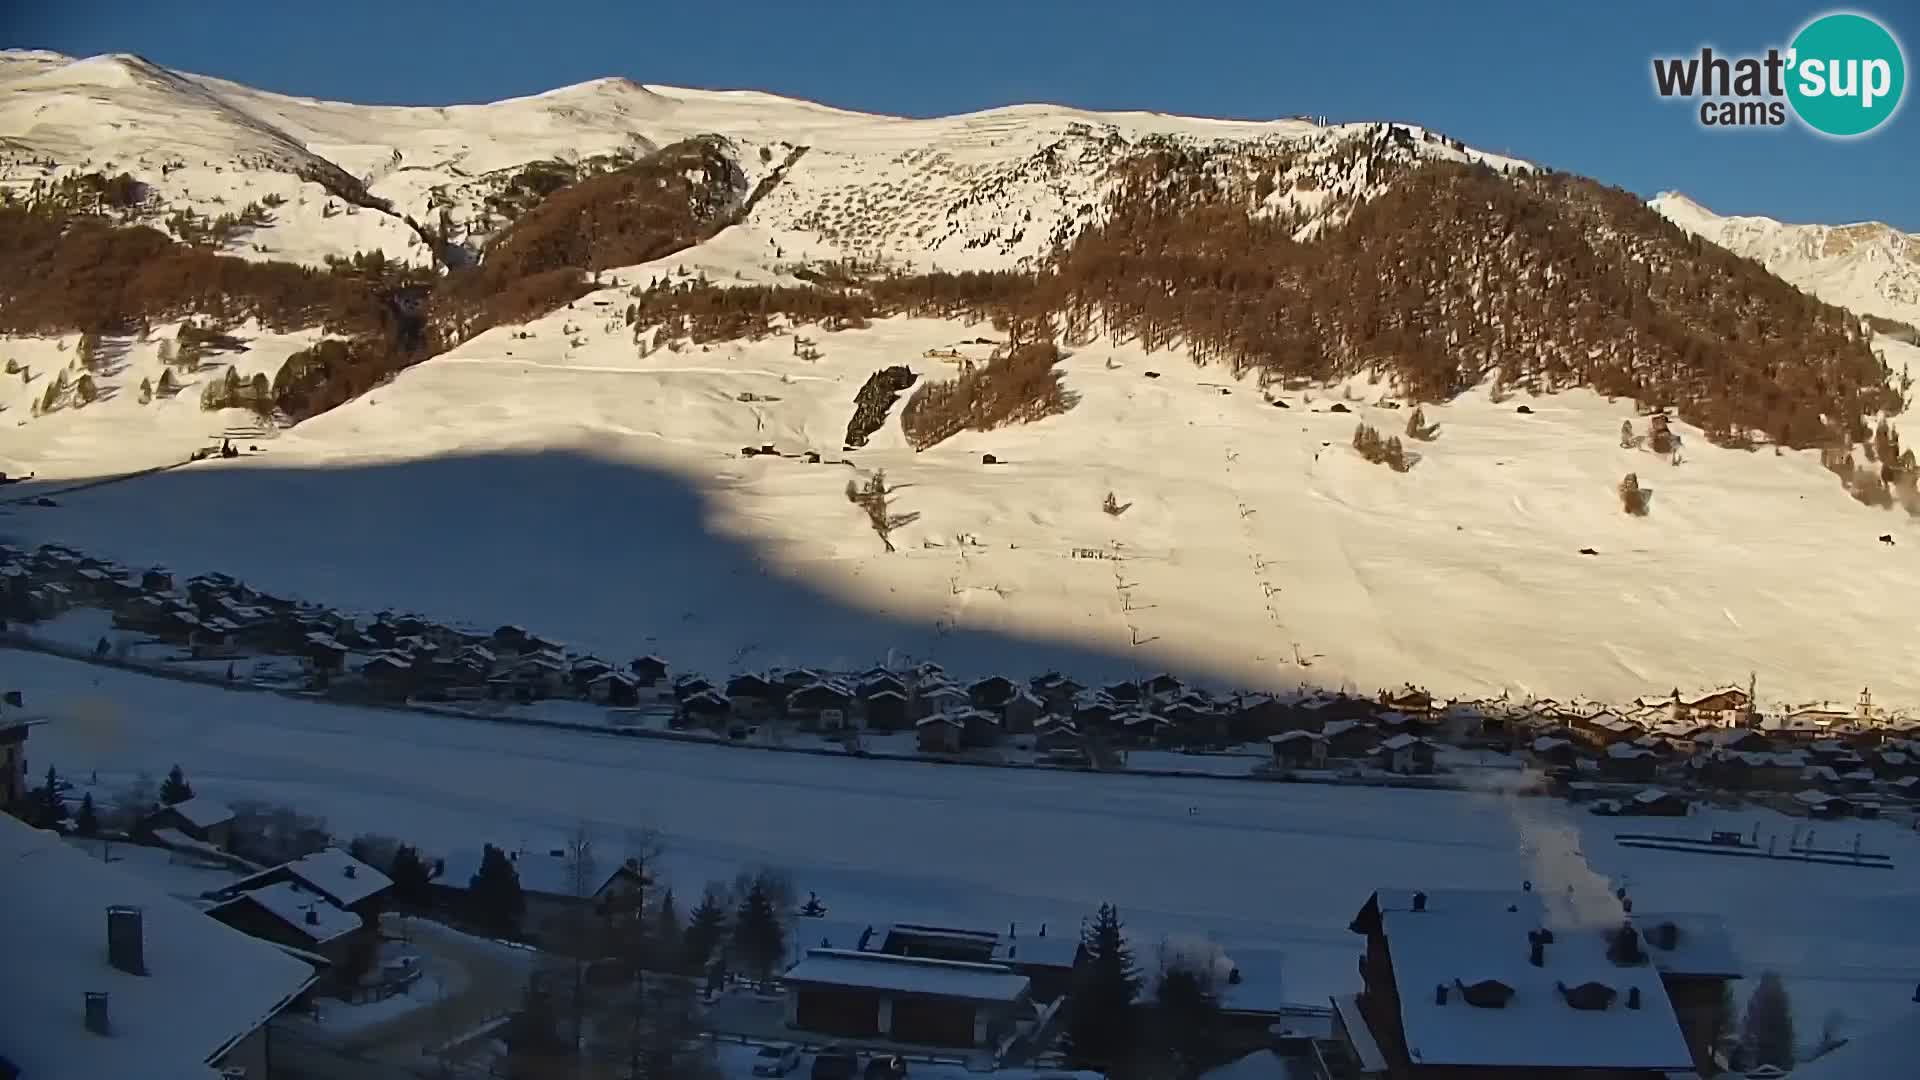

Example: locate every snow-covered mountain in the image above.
[5,50,1919,708]
[0,50,1526,272]
[1652,191,1920,328]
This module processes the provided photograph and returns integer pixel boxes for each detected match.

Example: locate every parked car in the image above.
[811,1046,860,1080]
[864,1055,907,1080]
[752,1044,801,1077]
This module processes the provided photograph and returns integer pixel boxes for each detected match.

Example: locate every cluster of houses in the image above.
[12,541,1920,815]
[1511,686,1920,819]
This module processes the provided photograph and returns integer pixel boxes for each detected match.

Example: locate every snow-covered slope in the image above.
[1,49,1526,272]
[1652,191,1920,327]
[9,278,1920,704]
[5,50,1915,707]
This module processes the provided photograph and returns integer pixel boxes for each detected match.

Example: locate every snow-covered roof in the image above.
[0,814,316,1080]
[1381,908,1694,1070]
[1629,913,1740,979]
[993,935,1079,969]
[214,881,362,945]
[227,847,391,908]
[782,948,1030,1003]
[161,797,234,830]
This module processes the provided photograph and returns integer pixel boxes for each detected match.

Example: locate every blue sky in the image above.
[14,0,1919,229]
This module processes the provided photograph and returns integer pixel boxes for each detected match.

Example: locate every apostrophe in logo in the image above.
[1787,12,1905,136]
[1651,9,1906,137]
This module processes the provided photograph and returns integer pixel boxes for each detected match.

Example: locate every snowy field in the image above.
[8,304,1920,706]
[13,650,1919,1034]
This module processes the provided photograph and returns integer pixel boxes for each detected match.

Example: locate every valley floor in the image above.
[13,649,1919,1035]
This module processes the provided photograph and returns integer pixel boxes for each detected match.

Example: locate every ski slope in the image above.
[7,292,1920,704]
[13,649,1919,1033]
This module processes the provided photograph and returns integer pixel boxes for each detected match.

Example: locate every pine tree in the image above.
[653,888,683,963]
[503,981,568,1080]
[36,766,68,828]
[1741,970,1796,1069]
[1156,958,1222,1077]
[1620,419,1636,448]
[733,878,786,986]
[77,331,100,370]
[1405,405,1428,440]
[388,844,432,907]
[159,764,194,805]
[684,888,728,975]
[1063,903,1141,1067]
[138,377,153,404]
[75,793,100,837]
[470,844,527,936]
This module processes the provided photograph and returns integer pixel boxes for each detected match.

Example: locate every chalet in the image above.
[1117,709,1175,746]
[1230,693,1296,741]
[588,670,641,706]
[916,683,970,722]
[213,847,394,920]
[1322,719,1377,758]
[2,708,32,806]
[775,667,823,694]
[858,671,908,701]
[959,707,1003,748]
[1694,728,1772,755]
[782,948,1032,1048]
[1571,712,1640,750]
[569,655,614,688]
[141,566,174,592]
[489,652,566,701]
[490,624,531,652]
[864,688,910,731]
[724,674,777,721]
[1002,687,1044,734]
[916,713,964,754]
[629,655,669,687]
[1164,697,1225,742]
[1032,719,1081,755]
[1103,680,1143,705]
[1601,743,1660,783]
[29,582,74,619]
[968,676,1018,712]
[207,882,366,980]
[1030,672,1084,714]
[1882,775,1920,801]
[1872,747,1920,779]
[681,689,732,728]
[1339,887,1698,1078]
[143,797,236,850]
[1678,687,1753,727]
[1380,687,1435,720]
[360,652,416,699]
[301,631,349,674]
[459,643,499,672]
[1376,733,1436,775]
[1269,730,1328,770]
[0,813,319,1080]
[788,681,856,731]
[1071,695,1119,730]
[1528,735,1577,768]
[433,846,649,937]
[991,931,1081,1003]
[1622,789,1689,817]
[1141,673,1184,702]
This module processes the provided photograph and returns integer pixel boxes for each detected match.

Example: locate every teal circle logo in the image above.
[1787,12,1906,136]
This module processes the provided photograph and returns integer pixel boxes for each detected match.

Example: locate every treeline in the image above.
[0,138,750,423]
[624,149,1900,456]
[900,342,1075,449]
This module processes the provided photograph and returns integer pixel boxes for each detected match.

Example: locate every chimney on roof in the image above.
[1528,930,1548,968]
[106,906,146,976]
[1411,891,1427,912]
[84,992,111,1036]
[344,864,356,879]
[305,907,320,926]
[1435,983,1448,1005]
[1627,987,1642,1010]
[1010,922,1017,938]
[1039,923,1047,938]
[1522,880,1533,892]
